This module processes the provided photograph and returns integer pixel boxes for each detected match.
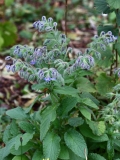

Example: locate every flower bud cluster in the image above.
[92,31,117,51]
[5,16,99,87]
[38,68,64,85]
[64,54,95,75]
[33,16,57,32]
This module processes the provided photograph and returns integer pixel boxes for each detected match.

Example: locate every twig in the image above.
[65,0,68,36]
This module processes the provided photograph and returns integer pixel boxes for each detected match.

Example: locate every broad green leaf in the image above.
[12,155,29,160]
[43,132,60,160]
[116,10,120,26]
[21,133,34,146]
[6,107,28,120]
[0,22,17,47]
[19,30,32,39]
[14,134,22,150]
[79,106,91,120]
[31,83,46,91]
[32,150,44,160]
[115,37,120,56]
[3,125,11,143]
[68,149,85,160]
[5,0,14,6]
[81,92,100,105]
[64,129,87,158]
[54,86,79,97]
[80,123,108,142]
[57,97,77,117]
[10,142,34,155]
[107,140,114,160]
[88,153,106,160]
[40,106,56,140]
[94,0,112,14]
[107,0,120,9]
[114,140,120,148]
[0,136,18,160]
[18,121,34,133]
[87,120,106,136]
[10,120,20,136]
[76,77,96,93]
[97,25,119,36]
[68,117,84,127]
[96,47,113,67]
[59,144,69,159]
[96,73,115,95]
[80,98,99,109]
[98,121,106,135]
[0,35,4,49]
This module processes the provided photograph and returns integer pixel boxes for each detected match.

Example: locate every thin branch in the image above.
[65,0,68,36]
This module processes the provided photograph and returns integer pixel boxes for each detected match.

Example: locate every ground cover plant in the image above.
[0,0,120,160]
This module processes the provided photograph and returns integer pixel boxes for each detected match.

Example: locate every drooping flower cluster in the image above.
[5,16,105,86]
[91,31,117,51]
[63,54,95,75]
[33,16,57,32]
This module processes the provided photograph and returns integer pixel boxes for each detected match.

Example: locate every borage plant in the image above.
[1,3,120,159]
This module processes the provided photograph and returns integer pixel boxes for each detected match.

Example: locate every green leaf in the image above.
[0,136,18,160]
[10,120,20,136]
[54,86,79,97]
[80,98,99,109]
[57,97,77,117]
[107,139,114,160]
[21,133,34,146]
[64,129,87,159]
[115,37,120,56]
[68,149,85,160]
[96,73,115,95]
[97,25,119,36]
[116,10,120,26]
[68,117,84,127]
[80,123,108,142]
[94,0,112,14]
[79,106,91,120]
[31,82,46,91]
[0,22,17,47]
[81,92,100,106]
[43,132,60,160]
[3,125,11,143]
[88,153,106,160]
[10,142,34,155]
[40,106,56,140]
[18,121,34,133]
[0,34,4,49]
[6,107,28,120]
[76,77,96,93]
[5,0,14,6]
[87,120,106,136]
[95,47,113,67]
[12,155,29,160]
[32,150,44,160]
[59,144,69,159]
[107,0,120,9]
[19,30,32,39]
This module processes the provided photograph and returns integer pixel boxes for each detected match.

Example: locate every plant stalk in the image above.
[65,0,68,36]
